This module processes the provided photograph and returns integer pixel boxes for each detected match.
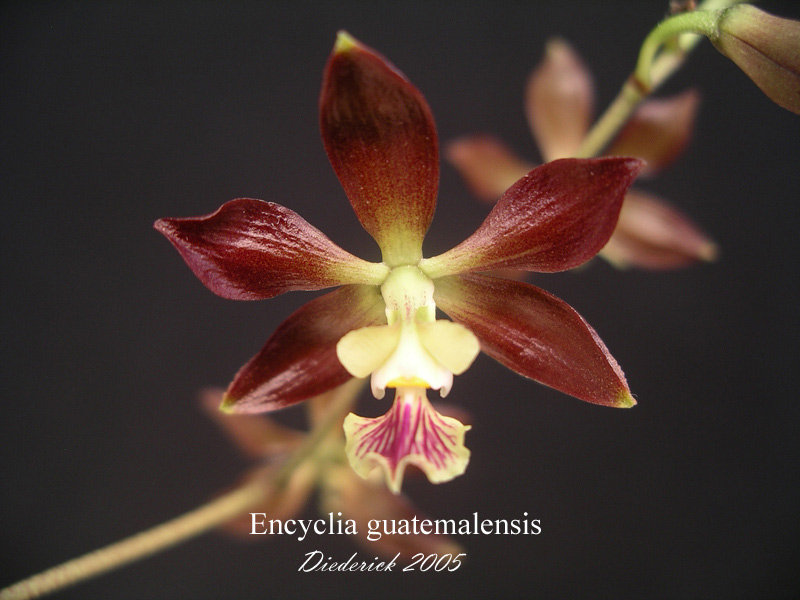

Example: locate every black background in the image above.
[2,2,799,599]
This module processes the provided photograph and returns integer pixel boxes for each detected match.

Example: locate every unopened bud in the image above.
[712,4,800,114]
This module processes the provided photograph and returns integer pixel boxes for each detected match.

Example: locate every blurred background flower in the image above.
[447,38,719,270]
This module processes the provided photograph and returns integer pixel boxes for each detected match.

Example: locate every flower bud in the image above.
[712,4,800,114]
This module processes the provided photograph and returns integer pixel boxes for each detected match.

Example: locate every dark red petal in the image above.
[421,157,644,278]
[222,284,386,414]
[434,274,635,408]
[155,198,386,300]
[320,32,438,266]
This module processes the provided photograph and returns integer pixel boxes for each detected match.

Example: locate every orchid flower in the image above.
[156,32,643,494]
[448,38,718,270]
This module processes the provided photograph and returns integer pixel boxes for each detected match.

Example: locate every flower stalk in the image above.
[0,480,268,600]
[0,386,359,600]
[576,0,747,158]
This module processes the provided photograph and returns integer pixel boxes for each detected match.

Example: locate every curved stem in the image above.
[634,10,720,89]
[0,381,361,600]
[575,0,745,159]
[0,480,268,600]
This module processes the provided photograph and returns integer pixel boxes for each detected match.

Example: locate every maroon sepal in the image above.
[422,157,644,278]
[434,274,635,408]
[222,284,386,413]
[155,198,379,300]
[320,32,438,265]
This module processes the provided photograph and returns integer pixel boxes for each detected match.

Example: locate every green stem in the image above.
[634,11,720,89]
[575,76,647,159]
[575,0,745,158]
[274,379,362,489]
[0,480,268,600]
[0,382,360,600]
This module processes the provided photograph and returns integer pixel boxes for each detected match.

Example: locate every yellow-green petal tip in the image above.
[618,391,637,408]
[334,30,359,54]
[219,394,238,414]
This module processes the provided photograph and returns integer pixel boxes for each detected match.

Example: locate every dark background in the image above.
[2,2,799,599]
